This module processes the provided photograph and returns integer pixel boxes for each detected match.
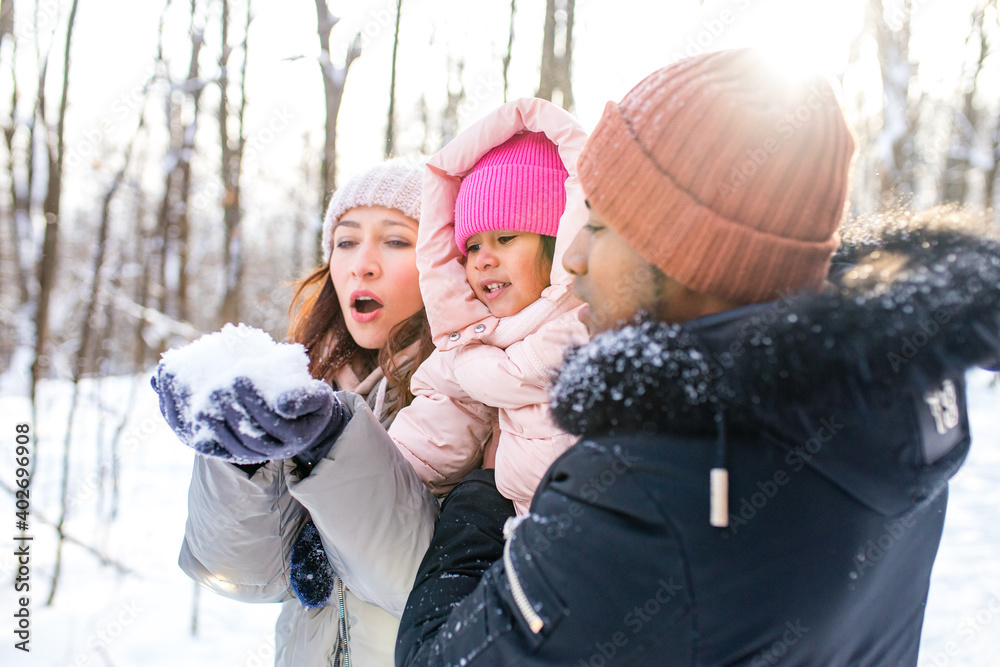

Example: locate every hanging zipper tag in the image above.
[710,467,729,527]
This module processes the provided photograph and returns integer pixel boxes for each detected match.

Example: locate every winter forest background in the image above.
[1,0,999,664]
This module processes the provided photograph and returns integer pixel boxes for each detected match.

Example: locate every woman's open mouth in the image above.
[350,291,384,322]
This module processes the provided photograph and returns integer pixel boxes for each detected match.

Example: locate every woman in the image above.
[161,98,589,666]
[172,158,440,666]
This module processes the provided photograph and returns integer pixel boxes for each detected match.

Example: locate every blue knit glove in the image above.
[290,519,336,609]
[151,366,348,465]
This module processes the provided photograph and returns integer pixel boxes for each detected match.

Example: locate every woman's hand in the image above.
[152,366,348,464]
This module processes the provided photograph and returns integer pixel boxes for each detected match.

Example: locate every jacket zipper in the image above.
[337,577,351,667]
[503,532,544,633]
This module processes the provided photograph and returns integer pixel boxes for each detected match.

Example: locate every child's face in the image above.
[465,230,552,318]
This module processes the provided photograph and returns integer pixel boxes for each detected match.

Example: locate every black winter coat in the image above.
[397,215,1000,666]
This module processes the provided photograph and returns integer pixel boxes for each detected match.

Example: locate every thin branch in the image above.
[385,0,403,159]
[0,479,137,575]
[503,0,516,103]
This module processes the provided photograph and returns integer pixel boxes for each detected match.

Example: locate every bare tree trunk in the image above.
[116,196,155,520]
[153,96,182,323]
[48,46,151,609]
[869,0,916,204]
[385,0,403,159]
[152,1,203,325]
[417,95,431,155]
[1,4,41,412]
[982,0,1000,214]
[440,57,465,148]
[536,0,574,111]
[0,2,12,54]
[2,3,29,305]
[986,122,1000,215]
[1,2,60,467]
[503,0,517,103]
[191,582,201,636]
[313,0,361,266]
[939,7,989,204]
[40,0,81,607]
[292,134,315,274]
[219,0,251,325]
[173,0,205,323]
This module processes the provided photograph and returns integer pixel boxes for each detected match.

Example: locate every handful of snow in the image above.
[157,324,330,458]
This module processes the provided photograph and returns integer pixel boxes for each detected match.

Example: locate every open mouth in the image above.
[483,282,511,294]
[353,295,384,314]
[350,291,385,322]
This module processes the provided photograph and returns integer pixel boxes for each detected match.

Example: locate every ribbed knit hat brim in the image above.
[454,131,568,254]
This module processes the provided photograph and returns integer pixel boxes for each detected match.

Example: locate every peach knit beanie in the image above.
[577,49,857,304]
[454,131,568,255]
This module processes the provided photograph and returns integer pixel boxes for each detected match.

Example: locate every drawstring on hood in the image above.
[710,406,729,528]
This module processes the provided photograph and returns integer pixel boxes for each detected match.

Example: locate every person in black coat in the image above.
[396,49,1000,666]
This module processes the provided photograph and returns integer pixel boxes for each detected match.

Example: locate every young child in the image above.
[389,99,590,514]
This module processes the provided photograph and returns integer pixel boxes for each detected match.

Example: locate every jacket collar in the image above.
[551,213,1000,438]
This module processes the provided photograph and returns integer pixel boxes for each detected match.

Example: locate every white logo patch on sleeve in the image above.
[923,380,960,435]
[918,378,966,465]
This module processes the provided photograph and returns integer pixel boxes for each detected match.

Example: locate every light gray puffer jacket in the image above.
[179,368,439,666]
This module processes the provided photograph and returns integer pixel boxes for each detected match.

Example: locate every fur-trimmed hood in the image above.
[552,210,1000,439]
[418,98,589,351]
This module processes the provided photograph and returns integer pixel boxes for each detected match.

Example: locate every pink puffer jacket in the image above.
[388,98,590,514]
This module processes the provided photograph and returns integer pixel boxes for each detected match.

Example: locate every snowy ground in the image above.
[0,369,998,666]
[0,375,278,667]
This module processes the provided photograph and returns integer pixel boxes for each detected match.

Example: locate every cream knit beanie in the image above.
[321,157,425,261]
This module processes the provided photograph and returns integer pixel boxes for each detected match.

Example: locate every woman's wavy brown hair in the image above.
[287,265,433,414]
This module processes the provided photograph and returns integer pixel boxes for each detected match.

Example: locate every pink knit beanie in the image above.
[454,131,568,255]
